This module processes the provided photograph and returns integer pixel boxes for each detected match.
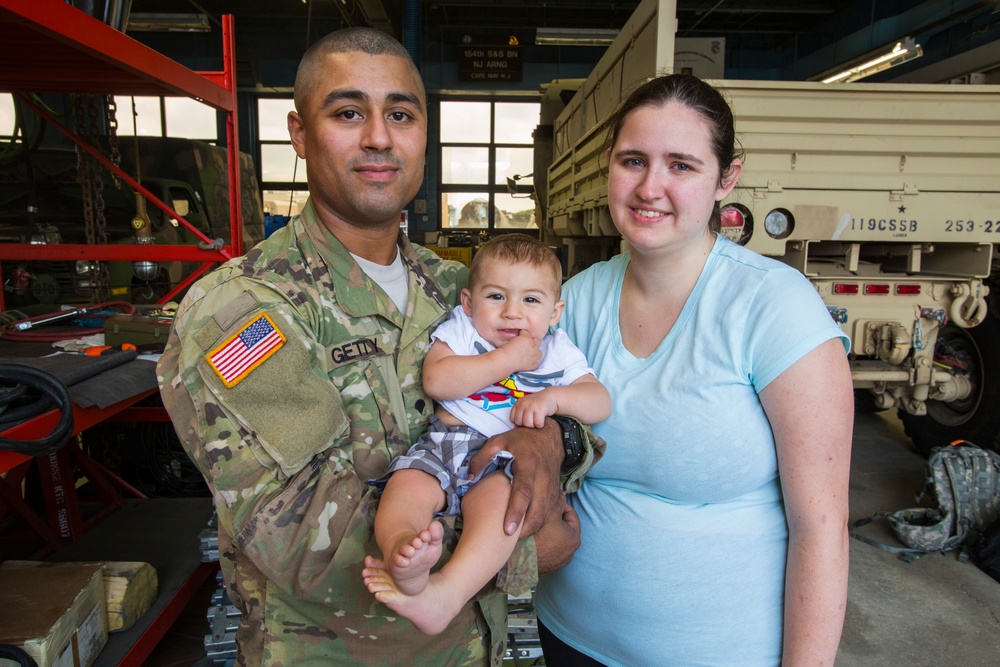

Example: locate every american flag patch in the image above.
[206,313,285,388]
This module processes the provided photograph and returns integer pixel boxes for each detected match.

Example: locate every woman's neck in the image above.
[625,231,715,300]
[618,232,716,358]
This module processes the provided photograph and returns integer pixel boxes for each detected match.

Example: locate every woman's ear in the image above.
[717,158,743,200]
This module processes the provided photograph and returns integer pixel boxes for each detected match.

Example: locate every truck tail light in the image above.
[718,203,753,246]
[720,206,745,228]
[834,283,859,294]
[896,284,921,295]
[864,284,890,294]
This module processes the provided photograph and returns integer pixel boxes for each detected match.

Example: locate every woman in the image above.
[533,74,854,666]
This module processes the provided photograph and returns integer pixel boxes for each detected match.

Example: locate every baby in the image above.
[363,233,611,634]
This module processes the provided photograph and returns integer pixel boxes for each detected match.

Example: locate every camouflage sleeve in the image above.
[159,275,374,605]
[562,421,606,493]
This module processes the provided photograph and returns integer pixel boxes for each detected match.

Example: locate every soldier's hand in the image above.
[535,494,581,574]
[472,418,563,537]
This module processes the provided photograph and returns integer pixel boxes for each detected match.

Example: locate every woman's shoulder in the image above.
[564,253,628,293]
[712,236,810,287]
[713,235,791,272]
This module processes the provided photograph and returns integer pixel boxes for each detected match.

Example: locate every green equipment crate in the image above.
[103,314,174,348]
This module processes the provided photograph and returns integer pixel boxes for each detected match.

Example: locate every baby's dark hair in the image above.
[469,234,562,292]
[603,73,743,231]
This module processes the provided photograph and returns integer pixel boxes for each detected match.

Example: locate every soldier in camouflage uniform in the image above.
[157,27,601,666]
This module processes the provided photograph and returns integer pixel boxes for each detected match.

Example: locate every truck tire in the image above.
[899,317,1000,457]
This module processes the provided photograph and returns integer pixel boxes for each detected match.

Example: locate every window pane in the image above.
[0,94,13,136]
[441,192,490,229]
[441,146,489,184]
[258,99,295,141]
[262,189,309,217]
[440,101,490,143]
[114,96,162,135]
[495,192,537,229]
[494,102,539,144]
[165,97,216,140]
[261,144,306,183]
[495,146,534,187]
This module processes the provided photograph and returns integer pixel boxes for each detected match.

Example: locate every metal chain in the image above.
[73,94,111,301]
[87,100,108,246]
[105,95,121,189]
[72,94,96,247]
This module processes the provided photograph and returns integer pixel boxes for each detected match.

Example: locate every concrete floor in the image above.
[839,411,1000,666]
[140,410,1000,666]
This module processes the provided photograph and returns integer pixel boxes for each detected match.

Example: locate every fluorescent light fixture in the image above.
[818,37,923,84]
[536,28,619,47]
[126,12,211,32]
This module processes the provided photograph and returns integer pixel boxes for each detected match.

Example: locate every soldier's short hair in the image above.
[469,234,562,293]
[293,28,422,113]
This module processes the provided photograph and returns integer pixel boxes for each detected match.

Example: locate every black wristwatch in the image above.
[550,414,585,473]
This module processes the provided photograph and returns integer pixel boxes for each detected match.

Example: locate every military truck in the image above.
[537,0,1000,455]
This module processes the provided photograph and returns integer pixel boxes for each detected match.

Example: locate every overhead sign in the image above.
[457,45,522,82]
[674,38,726,79]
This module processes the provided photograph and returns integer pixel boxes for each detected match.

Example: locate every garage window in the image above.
[439,100,538,231]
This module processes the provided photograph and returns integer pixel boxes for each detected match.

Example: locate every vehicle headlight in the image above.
[764,208,794,239]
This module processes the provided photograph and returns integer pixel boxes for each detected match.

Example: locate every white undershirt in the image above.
[351,247,409,314]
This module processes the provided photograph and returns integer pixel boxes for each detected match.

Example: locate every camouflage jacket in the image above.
[157,200,599,666]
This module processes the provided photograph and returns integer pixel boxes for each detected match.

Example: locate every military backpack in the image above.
[851,440,1000,562]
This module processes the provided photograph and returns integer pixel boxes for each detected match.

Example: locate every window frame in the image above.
[438,97,539,232]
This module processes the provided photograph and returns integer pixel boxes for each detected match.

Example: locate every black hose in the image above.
[0,364,74,455]
[0,644,39,667]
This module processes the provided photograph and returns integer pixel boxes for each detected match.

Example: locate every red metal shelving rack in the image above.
[0,0,243,308]
[0,6,236,659]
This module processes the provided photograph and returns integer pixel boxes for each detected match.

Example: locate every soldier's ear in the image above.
[288,111,307,159]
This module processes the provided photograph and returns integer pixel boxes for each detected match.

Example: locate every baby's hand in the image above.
[510,391,557,428]
[501,330,542,372]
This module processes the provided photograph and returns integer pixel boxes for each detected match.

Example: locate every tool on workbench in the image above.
[84,342,164,356]
[85,343,137,356]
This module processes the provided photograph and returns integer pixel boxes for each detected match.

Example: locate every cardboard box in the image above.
[0,560,157,633]
[0,562,108,667]
[99,561,158,632]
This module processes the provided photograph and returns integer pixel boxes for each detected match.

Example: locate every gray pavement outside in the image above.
[838,411,1000,666]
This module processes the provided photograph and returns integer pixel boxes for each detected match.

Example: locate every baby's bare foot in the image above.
[387,519,444,596]
[362,556,461,636]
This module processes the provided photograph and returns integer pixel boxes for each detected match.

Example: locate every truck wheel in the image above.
[899,318,1000,456]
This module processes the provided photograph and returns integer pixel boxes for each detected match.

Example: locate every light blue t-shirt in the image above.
[534,235,850,667]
